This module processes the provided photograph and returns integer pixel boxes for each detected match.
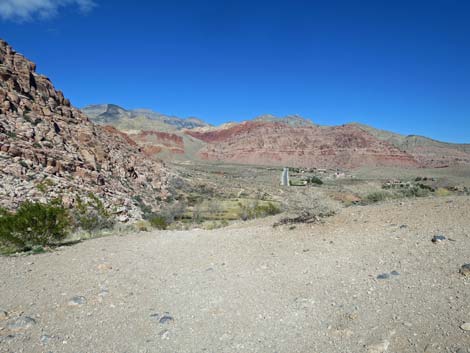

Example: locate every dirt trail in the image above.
[1,196,470,353]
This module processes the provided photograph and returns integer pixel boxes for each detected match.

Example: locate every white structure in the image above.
[280,167,290,186]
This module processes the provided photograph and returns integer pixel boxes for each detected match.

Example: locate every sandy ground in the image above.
[1,196,470,353]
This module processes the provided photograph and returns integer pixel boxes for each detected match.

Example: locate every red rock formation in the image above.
[102,125,138,146]
[0,39,173,219]
[128,130,185,156]
[187,121,419,169]
[133,130,184,148]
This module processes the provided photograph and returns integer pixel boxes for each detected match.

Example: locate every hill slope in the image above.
[186,121,419,169]
[350,123,470,167]
[0,39,172,219]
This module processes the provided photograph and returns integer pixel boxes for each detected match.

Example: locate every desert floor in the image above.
[1,196,470,353]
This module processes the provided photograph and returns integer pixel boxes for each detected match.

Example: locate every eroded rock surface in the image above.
[0,39,173,220]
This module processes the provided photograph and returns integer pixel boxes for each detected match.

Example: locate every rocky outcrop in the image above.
[187,121,419,169]
[129,130,185,156]
[0,39,173,220]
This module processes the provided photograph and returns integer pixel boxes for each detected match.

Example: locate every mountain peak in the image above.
[252,114,315,127]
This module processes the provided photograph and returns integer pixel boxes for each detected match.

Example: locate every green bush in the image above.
[307,176,323,185]
[0,200,70,250]
[398,186,430,198]
[238,201,281,220]
[253,202,281,217]
[364,191,390,203]
[72,194,115,232]
[148,215,167,230]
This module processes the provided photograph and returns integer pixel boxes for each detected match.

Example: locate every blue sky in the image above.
[1,0,469,142]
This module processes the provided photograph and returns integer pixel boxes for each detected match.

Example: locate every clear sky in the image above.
[1,0,469,142]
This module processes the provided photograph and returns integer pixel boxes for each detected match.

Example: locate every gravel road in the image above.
[1,196,470,353]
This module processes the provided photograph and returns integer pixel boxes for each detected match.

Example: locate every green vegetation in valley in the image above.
[0,200,70,253]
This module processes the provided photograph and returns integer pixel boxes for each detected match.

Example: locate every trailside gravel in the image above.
[1,196,470,353]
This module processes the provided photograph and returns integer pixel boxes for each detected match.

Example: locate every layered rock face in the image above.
[186,121,420,169]
[0,39,172,219]
[129,131,185,156]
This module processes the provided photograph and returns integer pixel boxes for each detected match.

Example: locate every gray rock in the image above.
[0,309,8,319]
[390,270,400,276]
[159,315,174,324]
[40,334,53,344]
[6,316,37,331]
[461,322,470,331]
[460,264,470,277]
[366,340,390,353]
[68,296,87,306]
[432,235,446,243]
[377,273,390,280]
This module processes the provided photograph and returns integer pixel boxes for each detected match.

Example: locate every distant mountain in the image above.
[81,104,470,169]
[186,121,419,169]
[350,123,470,167]
[82,104,211,132]
[81,104,208,160]
[252,114,316,127]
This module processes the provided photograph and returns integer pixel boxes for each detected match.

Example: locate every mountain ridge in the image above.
[82,103,470,168]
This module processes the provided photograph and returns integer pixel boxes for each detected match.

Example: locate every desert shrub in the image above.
[238,201,281,220]
[435,187,452,197]
[148,215,167,230]
[207,200,222,216]
[134,220,150,232]
[204,219,230,230]
[253,202,281,217]
[36,179,55,193]
[191,202,204,223]
[132,195,153,219]
[307,176,323,185]
[160,201,186,223]
[398,186,430,198]
[72,194,115,232]
[364,191,391,203]
[0,200,70,250]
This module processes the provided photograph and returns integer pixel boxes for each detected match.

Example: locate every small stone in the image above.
[460,323,470,331]
[377,273,390,280]
[366,340,390,353]
[98,287,109,297]
[97,263,112,271]
[159,315,174,324]
[390,271,400,276]
[6,316,37,331]
[460,264,470,277]
[159,329,170,340]
[40,334,52,344]
[68,296,87,306]
[432,235,446,243]
[0,309,8,320]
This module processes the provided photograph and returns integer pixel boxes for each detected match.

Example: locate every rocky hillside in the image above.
[350,123,470,167]
[0,39,173,220]
[82,104,208,160]
[186,121,420,169]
